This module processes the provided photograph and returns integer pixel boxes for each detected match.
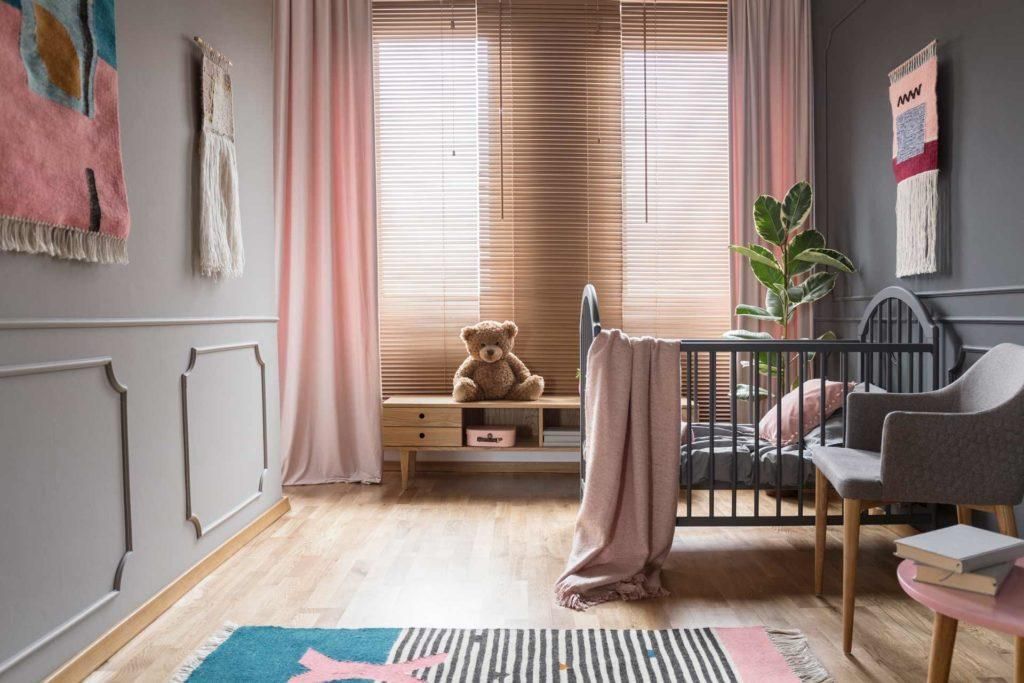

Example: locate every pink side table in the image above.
[898,558,1024,683]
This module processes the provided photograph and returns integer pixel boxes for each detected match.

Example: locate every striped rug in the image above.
[172,624,831,682]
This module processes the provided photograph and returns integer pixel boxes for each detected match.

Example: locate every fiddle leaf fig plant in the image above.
[725,181,854,398]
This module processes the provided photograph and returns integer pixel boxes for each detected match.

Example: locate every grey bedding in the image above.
[681,412,846,489]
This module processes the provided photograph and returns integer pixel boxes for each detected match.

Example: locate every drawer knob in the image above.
[419,413,425,419]
[419,432,425,439]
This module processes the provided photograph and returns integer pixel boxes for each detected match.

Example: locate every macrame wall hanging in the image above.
[889,40,939,277]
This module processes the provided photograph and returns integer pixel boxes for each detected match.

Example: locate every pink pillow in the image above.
[758,380,851,445]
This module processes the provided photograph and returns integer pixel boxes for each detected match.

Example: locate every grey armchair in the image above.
[811,343,1024,654]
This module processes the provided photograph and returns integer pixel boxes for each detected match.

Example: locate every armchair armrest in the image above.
[845,390,955,451]
[879,408,1024,505]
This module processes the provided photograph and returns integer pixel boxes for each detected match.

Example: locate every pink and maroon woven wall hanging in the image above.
[889,40,938,277]
[0,0,130,264]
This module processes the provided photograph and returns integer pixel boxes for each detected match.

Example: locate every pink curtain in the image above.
[275,0,382,484]
[728,0,814,341]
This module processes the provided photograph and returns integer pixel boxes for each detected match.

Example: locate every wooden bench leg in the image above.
[814,468,828,595]
[1015,637,1024,683]
[400,449,413,492]
[926,612,957,683]
[842,497,862,655]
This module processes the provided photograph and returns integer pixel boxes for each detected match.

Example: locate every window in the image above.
[622,0,730,417]
[373,0,730,401]
[373,1,481,394]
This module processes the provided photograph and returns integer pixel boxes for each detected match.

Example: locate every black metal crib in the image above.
[579,284,956,528]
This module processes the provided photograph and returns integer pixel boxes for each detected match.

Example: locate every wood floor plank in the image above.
[88,474,1014,682]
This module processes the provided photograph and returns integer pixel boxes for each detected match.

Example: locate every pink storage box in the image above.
[465,425,517,448]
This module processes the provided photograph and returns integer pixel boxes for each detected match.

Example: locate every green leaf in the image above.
[723,329,774,340]
[734,384,769,401]
[753,195,785,245]
[799,271,838,303]
[817,330,837,341]
[794,248,856,273]
[782,181,813,232]
[786,229,826,275]
[765,288,785,319]
[751,259,785,291]
[735,304,781,322]
[729,244,780,269]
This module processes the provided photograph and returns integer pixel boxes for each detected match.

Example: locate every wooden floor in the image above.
[89,474,1015,682]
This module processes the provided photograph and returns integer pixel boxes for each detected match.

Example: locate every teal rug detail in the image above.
[172,623,831,682]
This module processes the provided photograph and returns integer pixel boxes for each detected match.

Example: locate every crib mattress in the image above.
[680,414,845,489]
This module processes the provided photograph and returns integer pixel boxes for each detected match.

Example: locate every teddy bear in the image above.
[452,320,545,402]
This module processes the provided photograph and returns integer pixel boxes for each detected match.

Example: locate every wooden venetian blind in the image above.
[373,0,481,394]
[477,0,623,395]
[621,0,730,418]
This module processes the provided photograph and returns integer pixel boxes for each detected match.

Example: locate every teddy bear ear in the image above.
[460,326,477,343]
[501,321,518,338]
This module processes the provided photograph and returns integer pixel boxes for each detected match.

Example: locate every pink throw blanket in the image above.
[556,329,681,610]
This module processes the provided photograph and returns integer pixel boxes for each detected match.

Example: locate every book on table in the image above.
[913,561,1014,596]
[899,525,1024,596]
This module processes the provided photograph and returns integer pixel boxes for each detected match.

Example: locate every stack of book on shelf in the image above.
[896,524,1024,596]
[543,427,580,448]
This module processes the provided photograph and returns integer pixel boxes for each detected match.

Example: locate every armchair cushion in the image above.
[812,446,883,500]
[845,390,956,451]
[880,410,1024,505]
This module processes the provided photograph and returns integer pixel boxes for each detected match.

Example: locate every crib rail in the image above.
[579,283,944,529]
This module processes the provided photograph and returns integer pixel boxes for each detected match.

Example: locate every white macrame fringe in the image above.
[198,130,244,278]
[766,628,833,683]
[1,215,128,264]
[889,40,937,82]
[169,622,239,682]
[895,170,938,277]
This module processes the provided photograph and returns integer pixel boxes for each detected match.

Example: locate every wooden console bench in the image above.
[382,395,581,490]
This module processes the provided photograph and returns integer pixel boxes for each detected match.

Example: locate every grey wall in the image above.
[0,2,279,681]
[813,0,1024,524]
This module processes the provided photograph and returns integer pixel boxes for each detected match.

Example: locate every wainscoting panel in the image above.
[0,359,131,676]
[181,343,269,538]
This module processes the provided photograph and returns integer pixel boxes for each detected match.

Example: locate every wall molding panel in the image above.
[181,343,269,539]
[0,358,132,677]
[0,315,278,331]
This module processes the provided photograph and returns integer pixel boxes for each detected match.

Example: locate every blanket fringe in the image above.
[169,622,239,682]
[1,215,128,264]
[895,170,938,277]
[555,573,669,612]
[766,628,833,683]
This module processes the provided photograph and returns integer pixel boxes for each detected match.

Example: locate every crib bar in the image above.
[752,351,761,518]
[709,352,716,518]
[730,351,738,517]
[897,303,904,392]
[685,351,693,517]
[797,352,806,516]
[775,352,784,517]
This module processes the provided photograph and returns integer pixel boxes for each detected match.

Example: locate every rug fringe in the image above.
[169,622,239,682]
[766,628,833,683]
[0,215,128,264]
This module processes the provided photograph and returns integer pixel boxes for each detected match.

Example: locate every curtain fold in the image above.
[728,0,813,340]
[275,0,383,484]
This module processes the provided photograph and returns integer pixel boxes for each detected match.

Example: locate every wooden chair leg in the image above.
[926,612,958,683]
[814,468,829,595]
[842,497,862,655]
[956,505,972,525]
[996,505,1019,538]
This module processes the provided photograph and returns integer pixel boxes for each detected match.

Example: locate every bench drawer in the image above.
[383,406,461,428]
[383,427,462,447]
